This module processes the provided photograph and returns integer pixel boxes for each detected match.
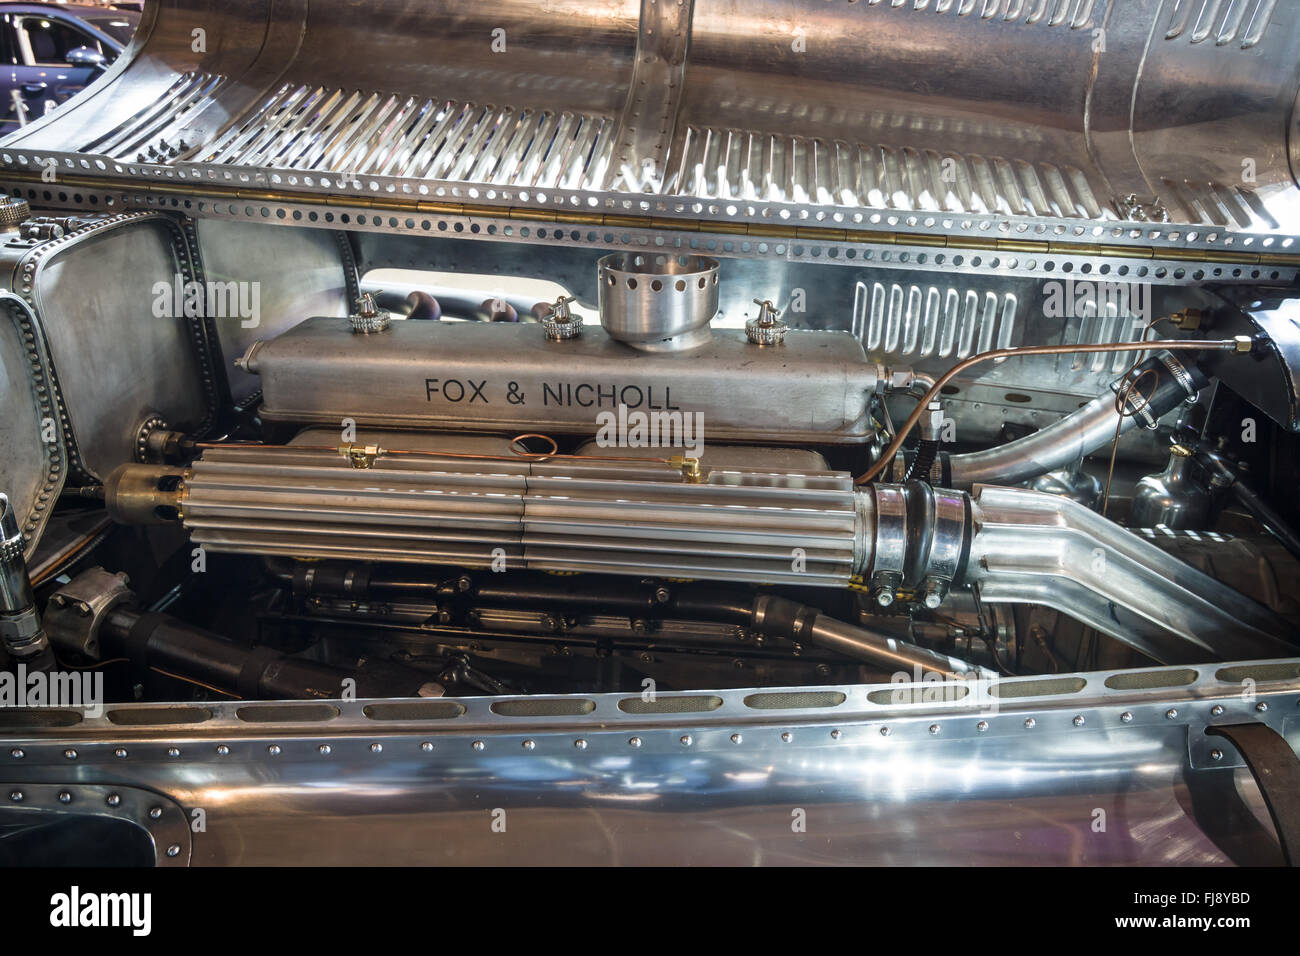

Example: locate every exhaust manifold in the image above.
[104,446,1294,664]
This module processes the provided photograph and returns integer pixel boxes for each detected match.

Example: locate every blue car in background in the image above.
[0,3,138,133]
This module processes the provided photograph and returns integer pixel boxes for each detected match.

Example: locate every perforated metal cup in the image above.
[597,253,720,351]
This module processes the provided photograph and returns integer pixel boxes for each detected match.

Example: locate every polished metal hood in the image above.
[4,0,1300,259]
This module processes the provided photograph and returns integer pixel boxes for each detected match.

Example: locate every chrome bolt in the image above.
[1072,715,1085,727]
[9,748,23,759]
[420,741,434,753]
[575,738,589,750]
[679,735,692,747]
[1210,749,1224,761]
[58,791,72,804]
[166,747,181,758]
[1210,705,1225,717]
[9,791,22,802]
[471,740,485,751]
[1120,711,1133,723]
[215,745,229,756]
[267,744,281,756]
[1255,702,1268,713]
[369,742,383,754]
[976,720,989,733]
[920,577,949,610]
[106,793,121,807]
[868,570,903,608]
[880,726,891,737]
[629,736,642,748]
[928,724,940,735]
[1165,708,1178,720]
[1024,718,1036,729]
[781,732,793,743]
[831,729,843,740]
[149,807,162,820]
[63,748,77,760]
[166,845,180,858]
[522,739,536,751]
[318,744,331,756]
[114,748,128,759]
[731,734,743,744]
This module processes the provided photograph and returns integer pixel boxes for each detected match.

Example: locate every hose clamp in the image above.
[1158,351,1200,406]
[1110,376,1161,430]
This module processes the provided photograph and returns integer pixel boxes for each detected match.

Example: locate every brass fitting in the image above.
[669,455,703,483]
[338,444,385,469]
[103,464,187,525]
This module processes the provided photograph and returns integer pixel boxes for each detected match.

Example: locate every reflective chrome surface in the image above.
[1,662,1296,865]
[1,0,1299,870]
[4,1,1300,253]
[968,484,1295,663]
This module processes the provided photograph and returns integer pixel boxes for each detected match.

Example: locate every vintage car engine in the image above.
[0,0,1299,867]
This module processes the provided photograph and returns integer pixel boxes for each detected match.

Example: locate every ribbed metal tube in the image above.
[183,447,528,567]
[180,447,863,586]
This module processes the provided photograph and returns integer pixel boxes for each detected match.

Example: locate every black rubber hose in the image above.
[1193,447,1300,564]
[1231,482,1300,563]
[99,607,431,700]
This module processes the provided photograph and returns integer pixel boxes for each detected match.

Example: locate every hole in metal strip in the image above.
[106,706,212,726]
[743,691,846,710]
[867,685,970,705]
[363,700,465,721]
[1104,669,1198,691]
[0,708,83,728]
[989,677,1086,699]
[235,703,340,723]
[619,695,723,714]
[1215,662,1300,684]
[490,698,596,717]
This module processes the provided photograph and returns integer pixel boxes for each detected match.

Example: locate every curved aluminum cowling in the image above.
[4,0,1300,246]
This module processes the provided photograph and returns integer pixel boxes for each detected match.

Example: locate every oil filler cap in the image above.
[349,292,391,334]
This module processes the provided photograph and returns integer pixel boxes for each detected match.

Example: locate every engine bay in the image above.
[4,216,1298,704]
[2,0,1300,869]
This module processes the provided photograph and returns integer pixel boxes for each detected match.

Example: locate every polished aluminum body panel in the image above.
[0,213,215,481]
[1,662,1296,865]
[191,219,356,406]
[5,0,1300,256]
[0,293,66,559]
